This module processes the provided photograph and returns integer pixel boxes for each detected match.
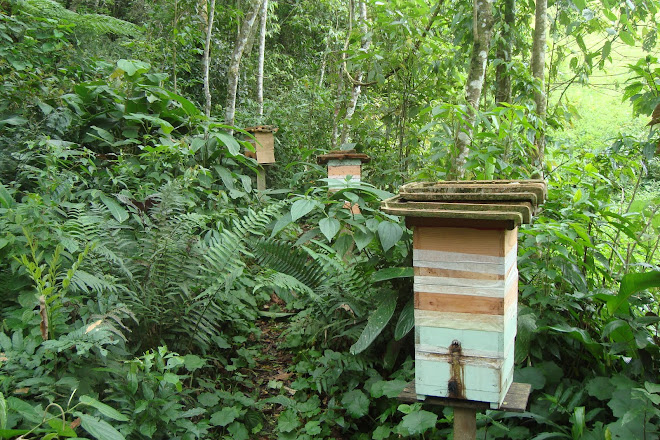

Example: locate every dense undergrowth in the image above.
[1,3,660,440]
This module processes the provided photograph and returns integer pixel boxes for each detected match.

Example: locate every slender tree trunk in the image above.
[340,0,370,146]
[257,0,268,118]
[453,0,494,178]
[172,0,179,92]
[531,0,547,170]
[202,0,216,119]
[225,0,263,127]
[495,0,514,104]
[331,59,344,150]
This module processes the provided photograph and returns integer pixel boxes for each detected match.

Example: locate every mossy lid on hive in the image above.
[381,180,547,228]
[244,125,278,133]
[317,150,370,165]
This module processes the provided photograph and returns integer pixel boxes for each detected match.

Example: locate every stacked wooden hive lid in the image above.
[382,180,547,228]
[316,149,370,164]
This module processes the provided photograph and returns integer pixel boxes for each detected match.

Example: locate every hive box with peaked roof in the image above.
[317,150,370,192]
[245,126,278,164]
[381,180,546,408]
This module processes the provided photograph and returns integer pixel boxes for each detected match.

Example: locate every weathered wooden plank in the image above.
[414,266,504,281]
[414,268,517,294]
[406,216,517,230]
[382,203,525,227]
[413,227,507,256]
[396,201,533,224]
[415,309,506,332]
[415,326,514,358]
[499,382,532,412]
[328,165,362,177]
[415,292,505,315]
[399,381,532,413]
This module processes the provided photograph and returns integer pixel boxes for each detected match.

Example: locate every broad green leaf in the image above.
[514,367,546,391]
[210,406,241,427]
[319,217,340,241]
[100,194,129,223]
[214,132,241,156]
[0,116,28,126]
[124,113,173,134]
[341,389,370,418]
[47,418,77,437]
[350,290,397,354]
[353,227,373,251]
[7,397,41,424]
[608,271,660,315]
[587,377,613,400]
[0,393,5,429]
[291,199,316,222]
[394,298,414,340]
[116,59,150,76]
[377,221,403,252]
[304,420,322,435]
[572,0,585,10]
[0,183,14,208]
[277,409,300,433]
[619,30,635,46]
[79,413,126,440]
[270,212,293,238]
[227,421,249,440]
[80,396,128,421]
[601,41,612,61]
[372,267,413,282]
[373,425,392,440]
[183,354,205,371]
[398,410,437,435]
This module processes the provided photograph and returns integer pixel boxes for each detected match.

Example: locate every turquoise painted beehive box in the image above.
[382,180,546,408]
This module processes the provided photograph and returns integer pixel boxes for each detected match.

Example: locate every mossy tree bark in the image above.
[531,0,547,171]
[225,0,264,128]
[453,0,494,178]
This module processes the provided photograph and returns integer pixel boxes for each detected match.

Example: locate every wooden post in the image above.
[256,166,266,191]
[453,407,476,440]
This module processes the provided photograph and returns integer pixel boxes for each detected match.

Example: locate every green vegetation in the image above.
[0,0,659,438]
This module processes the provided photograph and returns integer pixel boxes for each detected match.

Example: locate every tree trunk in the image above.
[339,0,370,146]
[453,0,494,178]
[202,0,216,119]
[331,59,344,150]
[257,0,268,118]
[225,0,263,127]
[531,0,547,170]
[495,0,514,105]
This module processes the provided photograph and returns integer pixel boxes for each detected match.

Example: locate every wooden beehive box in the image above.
[317,150,370,191]
[245,126,277,164]
[382,180,546,408]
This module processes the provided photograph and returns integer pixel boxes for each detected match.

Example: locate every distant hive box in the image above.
[317,150,370,191]
[381,180,546,408]
[245,126,278,164]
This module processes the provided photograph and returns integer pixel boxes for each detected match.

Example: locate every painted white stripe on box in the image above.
[327,159,363,166]
[413,248,517,275]
[414,269,518,297]
[415,304,516,332]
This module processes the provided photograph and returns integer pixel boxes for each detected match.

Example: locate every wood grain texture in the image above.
[415,309,506,332]
[399,381,531,412]
[328,164,361,177]
[415,292,505,315]
[414,266,504,280]
[413,227,507,256]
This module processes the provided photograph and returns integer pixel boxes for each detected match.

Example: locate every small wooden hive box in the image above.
[317,150,370,192]
[382,180,546,408]
[245,125,278,164]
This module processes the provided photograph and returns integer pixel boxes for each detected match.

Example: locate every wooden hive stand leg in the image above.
[453,407,476,440]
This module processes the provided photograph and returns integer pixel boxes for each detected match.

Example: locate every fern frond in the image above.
[18,0,142,37]
[253,239,328,290]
